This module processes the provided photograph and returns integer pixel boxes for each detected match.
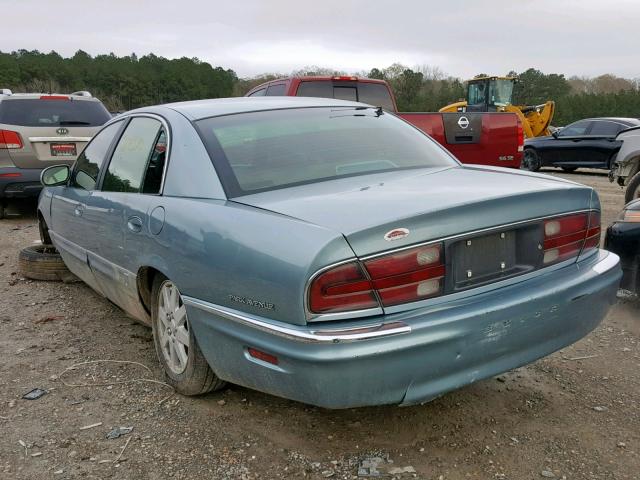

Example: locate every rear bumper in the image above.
[185,250,621,408]
[0,167,43,198]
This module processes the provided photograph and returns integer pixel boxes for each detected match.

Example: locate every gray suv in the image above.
[0,89,111,218]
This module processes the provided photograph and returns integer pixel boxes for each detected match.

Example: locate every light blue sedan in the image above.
[38,97,621,408]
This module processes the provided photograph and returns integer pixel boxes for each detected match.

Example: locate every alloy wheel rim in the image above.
[158,281,189,374]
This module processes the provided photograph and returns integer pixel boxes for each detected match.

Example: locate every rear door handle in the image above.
[127,216,143,233]
[74,204,84,216]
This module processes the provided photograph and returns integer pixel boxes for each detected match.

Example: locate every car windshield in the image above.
[0,98,111,127]
[197,107,457,197]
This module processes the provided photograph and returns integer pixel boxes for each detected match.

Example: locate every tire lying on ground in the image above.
[18,245,78,282]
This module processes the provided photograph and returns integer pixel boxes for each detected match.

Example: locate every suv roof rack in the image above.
[1,89,12,96]
[71,90,92,97]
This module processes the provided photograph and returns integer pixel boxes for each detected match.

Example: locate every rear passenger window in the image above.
[102,117,162,193]
[558,120,591,137]
[71,121,123,191]
[141,130,167,194]
[266,84,286,96]
[589,121,626,136]
[248,88,266,97]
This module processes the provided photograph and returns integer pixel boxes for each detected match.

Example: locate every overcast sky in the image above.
[2,0,638,79]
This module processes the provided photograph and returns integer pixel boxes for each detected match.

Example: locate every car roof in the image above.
[583,117,640,124]
[139,96,370,121]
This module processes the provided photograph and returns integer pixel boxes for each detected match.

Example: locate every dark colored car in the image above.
[605,199,640,293]
[522,117,640,172]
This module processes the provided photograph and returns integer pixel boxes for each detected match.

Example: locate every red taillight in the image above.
[0,129,23,149]
[364,244,444,307]
[543,212,600,265]
[0,172,22,178]
[308,262,378,314]
[39,95,69,100]
[582,211,601,254]
[308,244,446,314]
[517,118,524,152]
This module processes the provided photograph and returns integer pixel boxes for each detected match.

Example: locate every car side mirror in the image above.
[552,130,560,138]
[41,165,70,186]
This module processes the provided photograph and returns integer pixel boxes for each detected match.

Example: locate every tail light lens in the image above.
[364,244,444,307]
[543,211,600,265]
[581,211,601,255]
[517,118,524,152]
[39,95,69,100]
[0,129,23,149]
[308,262,378,314]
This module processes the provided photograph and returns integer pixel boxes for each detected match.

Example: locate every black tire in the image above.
[522,148,541,172]
[151,274,225,396]
[18,245,77,282]
[38,214,52,245]
[561,167,578,173]
[625,171,640,204]
[0,202,5,220]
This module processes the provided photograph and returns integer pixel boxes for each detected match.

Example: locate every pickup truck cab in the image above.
[246,76,524,169]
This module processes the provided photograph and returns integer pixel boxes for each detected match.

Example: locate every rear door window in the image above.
[247,88,266,97]
[0,98,111,127]
[102,117,162,193]
[71,121,124,191]
[265,84,286,96]
[589,120,628,136]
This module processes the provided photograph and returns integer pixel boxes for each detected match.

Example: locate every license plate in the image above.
[452,230,517,288]
[50,143,76,157]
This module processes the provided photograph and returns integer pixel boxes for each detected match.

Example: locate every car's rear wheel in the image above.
[151,275,226,395]
[522,148,541,172]
[625,171,640,204]
[561,166,578,173]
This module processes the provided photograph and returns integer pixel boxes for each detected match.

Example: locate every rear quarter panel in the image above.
[141,198,355,326]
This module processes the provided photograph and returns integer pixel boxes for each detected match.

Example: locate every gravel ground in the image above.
[0,168,639,480]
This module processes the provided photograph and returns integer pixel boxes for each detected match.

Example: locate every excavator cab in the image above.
[466,77,515,112]
[440,75,555,138]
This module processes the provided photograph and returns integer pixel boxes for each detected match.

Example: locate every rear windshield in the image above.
[295,81,395,112]
[197,107,456,197]
[0,98,111,127]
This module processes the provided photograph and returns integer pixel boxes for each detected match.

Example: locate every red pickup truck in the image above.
[246,76,524,168]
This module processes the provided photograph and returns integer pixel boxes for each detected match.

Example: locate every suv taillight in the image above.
[308,243,445,314]
[0,129,23,149]
[517,118,524,152]
[543,211,600,265]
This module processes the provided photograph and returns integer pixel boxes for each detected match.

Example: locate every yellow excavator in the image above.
[439,76,555,138]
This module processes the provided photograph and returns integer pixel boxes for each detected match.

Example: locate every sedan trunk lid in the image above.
[234,166,595,257]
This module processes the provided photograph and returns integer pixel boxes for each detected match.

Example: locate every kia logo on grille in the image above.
[457,116,470,129]
[56,127,69,135]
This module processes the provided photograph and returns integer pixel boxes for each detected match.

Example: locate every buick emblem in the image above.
[56,127,69,135]
[457,116,470,129]
[384,228,410,242]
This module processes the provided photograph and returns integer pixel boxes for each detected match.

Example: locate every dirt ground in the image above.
[1,169,639,480]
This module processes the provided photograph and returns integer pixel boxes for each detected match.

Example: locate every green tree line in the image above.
[2,50,640,126]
